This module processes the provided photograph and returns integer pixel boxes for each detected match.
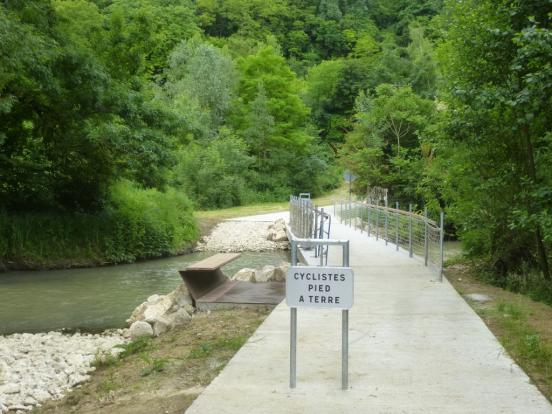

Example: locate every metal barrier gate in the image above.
[287,196,351,390]
[289,195,332,265]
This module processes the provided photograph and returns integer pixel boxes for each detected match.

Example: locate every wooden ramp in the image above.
[179,253,285,309]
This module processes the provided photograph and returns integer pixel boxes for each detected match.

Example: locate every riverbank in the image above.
[0,331,127,413]
[0,215,291,413]
[28,308,271,414]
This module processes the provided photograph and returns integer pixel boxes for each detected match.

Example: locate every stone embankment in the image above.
[127,283,194,339]
[0,331,126,413]
[196,219,288,252]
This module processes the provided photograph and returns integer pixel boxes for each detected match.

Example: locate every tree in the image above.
[235,45,311,153]
[439,0,552,278]
[340,84,436,202]
[100,0,199,80]
[163,37,237,135]
[407,25,438,98]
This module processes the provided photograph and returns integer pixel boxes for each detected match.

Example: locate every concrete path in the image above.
[185,211,552,414]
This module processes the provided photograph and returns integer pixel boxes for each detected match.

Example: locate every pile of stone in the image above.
[266,219,288,242]
[195,220,289,252]
[231,262,290,283]
[127,283,194,339]
[0,331,126,413]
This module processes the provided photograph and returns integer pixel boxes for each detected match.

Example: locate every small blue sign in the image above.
[343,171,357,183]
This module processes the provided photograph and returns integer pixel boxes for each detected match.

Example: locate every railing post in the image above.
[375,204,380,241]
[342,309,348,390]
[340,201,343,224]
[408,204,413,258]
[384,198,388,246]
[314,206,319,242]
[319,209,325,260]
[367,204,371,237]
[424,207,429,266]
[440,210,445,282]
[290,239,297,388]
[395,202,400,251]
[341,240,350,390]
[359,203,361,232]
[343,240,349,267]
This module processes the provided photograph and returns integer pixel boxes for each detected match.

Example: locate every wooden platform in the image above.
[179,253,285,308]
[185,253,242,271]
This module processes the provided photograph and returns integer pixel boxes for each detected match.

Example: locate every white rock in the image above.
[232,268,256,282]
[147,294,162,303]
[143,295,174,324]
[1,383,20,394]
[30,389,51,402]
[22,396,36,406]
[196,221,289,252]
[7,405,30,412]
[165,308,192,328]
[272,230,288,242]
[166,284,193,308]
[270,265,287,282]
[128,321,154,339]
[0,360,9,385]
[464,293,492,303]
[255,265,276,283]
[126,301,148,325]
[151,316,170,337]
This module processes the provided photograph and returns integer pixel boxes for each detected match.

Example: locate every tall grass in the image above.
[0,180,198,270]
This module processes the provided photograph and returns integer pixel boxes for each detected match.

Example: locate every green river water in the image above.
[0,251,289,335]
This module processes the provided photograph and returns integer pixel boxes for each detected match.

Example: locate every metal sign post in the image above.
[288,240,352,390]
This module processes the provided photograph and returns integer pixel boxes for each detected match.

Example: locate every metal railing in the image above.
[334,200,444,280]
[289,195,332,265]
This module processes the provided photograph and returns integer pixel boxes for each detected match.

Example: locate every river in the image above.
[0,251,289,335]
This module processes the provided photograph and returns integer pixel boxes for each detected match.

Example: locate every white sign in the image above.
[286,266,354,309]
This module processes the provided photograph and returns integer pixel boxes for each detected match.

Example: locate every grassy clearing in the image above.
[447,262,552,400]
[32,308,272,414]
[194,185,348,236]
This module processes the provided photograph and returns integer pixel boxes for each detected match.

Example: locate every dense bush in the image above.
[0,181,198,269]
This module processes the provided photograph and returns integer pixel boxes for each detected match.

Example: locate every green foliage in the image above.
[116,336,154,359]
[100,0,199,79]
[2,0,451,267]
[164,37,237,135]
[188,336,247,359]
[340,84,436,204]
[0,181,198,269]
[486,301,552,384]
[236,46,311,150]
[438,0,552,278]
[173,131,256,209]
[106,180,198,261]
[140,356,169,376]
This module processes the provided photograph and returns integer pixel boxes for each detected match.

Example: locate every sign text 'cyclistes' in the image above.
[286,266,354,309]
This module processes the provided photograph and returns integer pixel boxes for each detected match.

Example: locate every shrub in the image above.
[0,180,198,269]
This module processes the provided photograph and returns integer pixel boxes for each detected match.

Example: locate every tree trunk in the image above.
[523,125,551,280]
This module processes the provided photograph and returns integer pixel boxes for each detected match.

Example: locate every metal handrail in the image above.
[334,199,445,280]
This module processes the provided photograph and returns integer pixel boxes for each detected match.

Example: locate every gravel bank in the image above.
[0,331,127,413]
[195,220,288,252]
